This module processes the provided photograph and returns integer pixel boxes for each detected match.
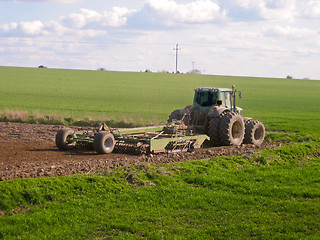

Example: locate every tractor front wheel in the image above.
[94,132,115,154]
[244,120,265,147]
[55,128,76,150]
[219,112,244,146]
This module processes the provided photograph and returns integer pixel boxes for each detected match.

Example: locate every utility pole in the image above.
[192,61,195,70]
[173,44,181,73]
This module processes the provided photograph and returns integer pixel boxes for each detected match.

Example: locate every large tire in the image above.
[244,120,265,147]
[94,132,115,154]
[208,117,221,146]
[219,112,244,146]
[167,109,182,123]
[56,128,76,150]
[208,111,228,146]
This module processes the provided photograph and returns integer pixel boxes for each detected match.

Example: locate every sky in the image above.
[0,0,319,79]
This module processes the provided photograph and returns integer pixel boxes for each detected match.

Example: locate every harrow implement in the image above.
[56,121,208,155]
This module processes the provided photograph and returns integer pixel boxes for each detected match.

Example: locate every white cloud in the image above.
[63,10,88,28]
[10,0,83,3]
[45,20,67,35]
[223,0,296,21]
[46,0,83,2]
[260,0,296,21]
[0,21,46,35]
[74,29,107,37]
[145,0,226,24]
[0,22,18,32]
[19,20,44,35]
[101,7,137,27]
[0,7,135,36]
[62,7,136,28]
[263,26,318,40]
[302,0,320,18]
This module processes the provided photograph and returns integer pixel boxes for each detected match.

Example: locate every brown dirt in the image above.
[0,122,281,181]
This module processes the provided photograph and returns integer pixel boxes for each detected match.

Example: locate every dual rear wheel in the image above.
[208,112,265,147]
[243,120,265,147]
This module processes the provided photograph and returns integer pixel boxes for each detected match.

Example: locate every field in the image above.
[1,66,320,239]
[1,66,320,134]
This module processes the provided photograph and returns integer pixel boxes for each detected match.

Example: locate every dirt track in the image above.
[0,122,278,181]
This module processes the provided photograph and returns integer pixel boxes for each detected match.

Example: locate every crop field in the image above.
[1,66,320,134]
[1,66,320,239]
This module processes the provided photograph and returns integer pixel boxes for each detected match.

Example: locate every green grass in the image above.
[1,66,320,135]
[1,143,320,239]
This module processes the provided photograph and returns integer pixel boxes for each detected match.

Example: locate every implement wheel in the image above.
[56,128,76,150]
[244,120,265,147]
[219,112,244,146]
[94,132,115,154]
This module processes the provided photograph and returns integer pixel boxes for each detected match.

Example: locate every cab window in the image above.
[195,91,216,107]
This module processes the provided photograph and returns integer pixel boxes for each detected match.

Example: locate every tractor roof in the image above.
[195,87,232,92]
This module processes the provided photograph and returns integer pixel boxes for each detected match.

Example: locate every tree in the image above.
[188,69,202,74]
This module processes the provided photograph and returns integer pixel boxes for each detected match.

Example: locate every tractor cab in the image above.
[187,87,235,129]
[193,88,233,109]
[180,86,243,130]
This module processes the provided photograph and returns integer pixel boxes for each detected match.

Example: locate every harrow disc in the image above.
[114,142,149,155]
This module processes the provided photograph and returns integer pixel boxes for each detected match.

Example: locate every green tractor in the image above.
[168,85,265,147]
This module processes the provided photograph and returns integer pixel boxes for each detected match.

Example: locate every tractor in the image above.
[168,85,265,147]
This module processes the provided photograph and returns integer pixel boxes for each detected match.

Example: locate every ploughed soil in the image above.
[0,122,281,181]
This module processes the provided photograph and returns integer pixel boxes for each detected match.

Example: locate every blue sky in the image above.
[0,0,319,79]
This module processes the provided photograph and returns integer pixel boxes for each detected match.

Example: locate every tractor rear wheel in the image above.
[208,117,221,146]
[94,132,115,154]
[219,112,244,146]
[244,120,265,147]
[56,128,76,150]
[168,109,182,123]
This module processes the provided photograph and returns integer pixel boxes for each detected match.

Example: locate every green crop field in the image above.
[1,66,320,239]
[1,66,320,134]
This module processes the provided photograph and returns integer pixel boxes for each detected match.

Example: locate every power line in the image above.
[0,37,176,46]
[0,37,319,56]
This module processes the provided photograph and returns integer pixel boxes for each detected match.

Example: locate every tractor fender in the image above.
[208,108,230,118]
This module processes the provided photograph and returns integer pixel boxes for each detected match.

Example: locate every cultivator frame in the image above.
[56,121,208,155]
